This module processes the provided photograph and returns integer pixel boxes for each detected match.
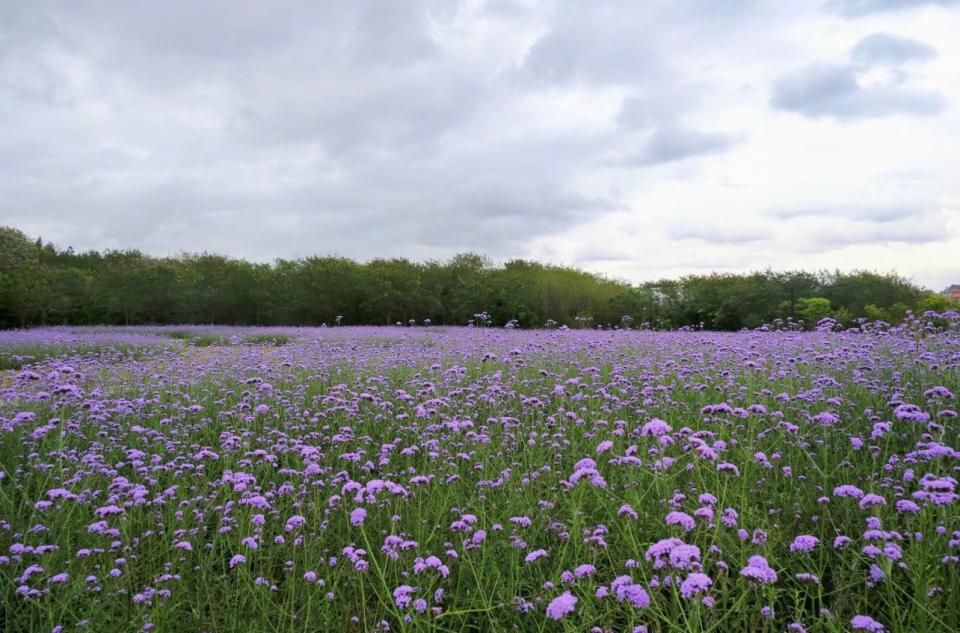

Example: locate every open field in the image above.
[1,319,959,633]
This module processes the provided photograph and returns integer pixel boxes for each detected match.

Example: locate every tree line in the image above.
[0,226,955,330]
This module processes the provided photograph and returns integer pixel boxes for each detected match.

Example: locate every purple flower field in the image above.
[2,317,959,632]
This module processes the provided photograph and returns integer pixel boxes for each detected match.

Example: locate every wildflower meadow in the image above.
[1,315,958,632]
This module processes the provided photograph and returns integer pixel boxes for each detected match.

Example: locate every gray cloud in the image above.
[414,186,614,249]
[0,0,757,262]
[617,91,702,130]
[517,1,774,88]
[770,204,933,223]
[778,205,952,253]
[803,221,949,250]
[665,223,770,244]
[517,3,667,86]
[610,72,742,168]
[574,247,639,264]
[231,66,486,156]
[770,63,945,118]
[850,33,937,66]
[826,0,959,17]
[617,126,741,167]
[0,0,617,259]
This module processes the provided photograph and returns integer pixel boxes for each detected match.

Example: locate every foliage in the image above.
[0,226,953,330]
[796,297,832,324]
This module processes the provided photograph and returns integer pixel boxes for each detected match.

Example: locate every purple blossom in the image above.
[393,585,415,609]
[349,508,367,527]
[834,485,865,499]
[789,535,820,553]
[618,504,639,520]
[545,591,577,620]
[740,555,777,584]
[679,573,712,599]
[285,515,306,532]
[641,418,672,436]
[525,549,548,564]
[611,576,650,608]
[665,511,696,532]
[668,544,701,570]
[851,615,885,632]
[859,494,887,509]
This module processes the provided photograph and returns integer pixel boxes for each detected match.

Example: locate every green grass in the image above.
[242,334,291,346]
[159,330,291,347]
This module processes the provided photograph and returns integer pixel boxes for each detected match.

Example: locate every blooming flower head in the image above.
[645,537,683,564]
[285,515,306,532]
[668,543,701,570]
[545,591,577,620]
[740,555,777,584]
[525,549,548,564]
[859,493,887,509]
[641,419,672,436]
[611,576,650,608]
[851,615,885,633]
[834,535,852,549]
[618,504,639,520]
[789,535,820,553]
[834,484,865,499]
[393,585,415,609]
[349,508,367,527]
[665,511,695,532]
[622,583,650,608]
[896,500,920,513]
[717,462,740,476]
[679,572,712,599]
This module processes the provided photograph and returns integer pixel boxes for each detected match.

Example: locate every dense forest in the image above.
[0,226,955,330]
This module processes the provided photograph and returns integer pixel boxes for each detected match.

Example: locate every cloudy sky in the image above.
[2,0,959,289]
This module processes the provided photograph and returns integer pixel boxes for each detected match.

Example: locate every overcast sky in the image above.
[2,1,959,289]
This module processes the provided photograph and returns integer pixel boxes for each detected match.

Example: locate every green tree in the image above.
[0,225,945,330]
[797,297,832,326]
[918,293,956,313]
[0,227,42,326]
